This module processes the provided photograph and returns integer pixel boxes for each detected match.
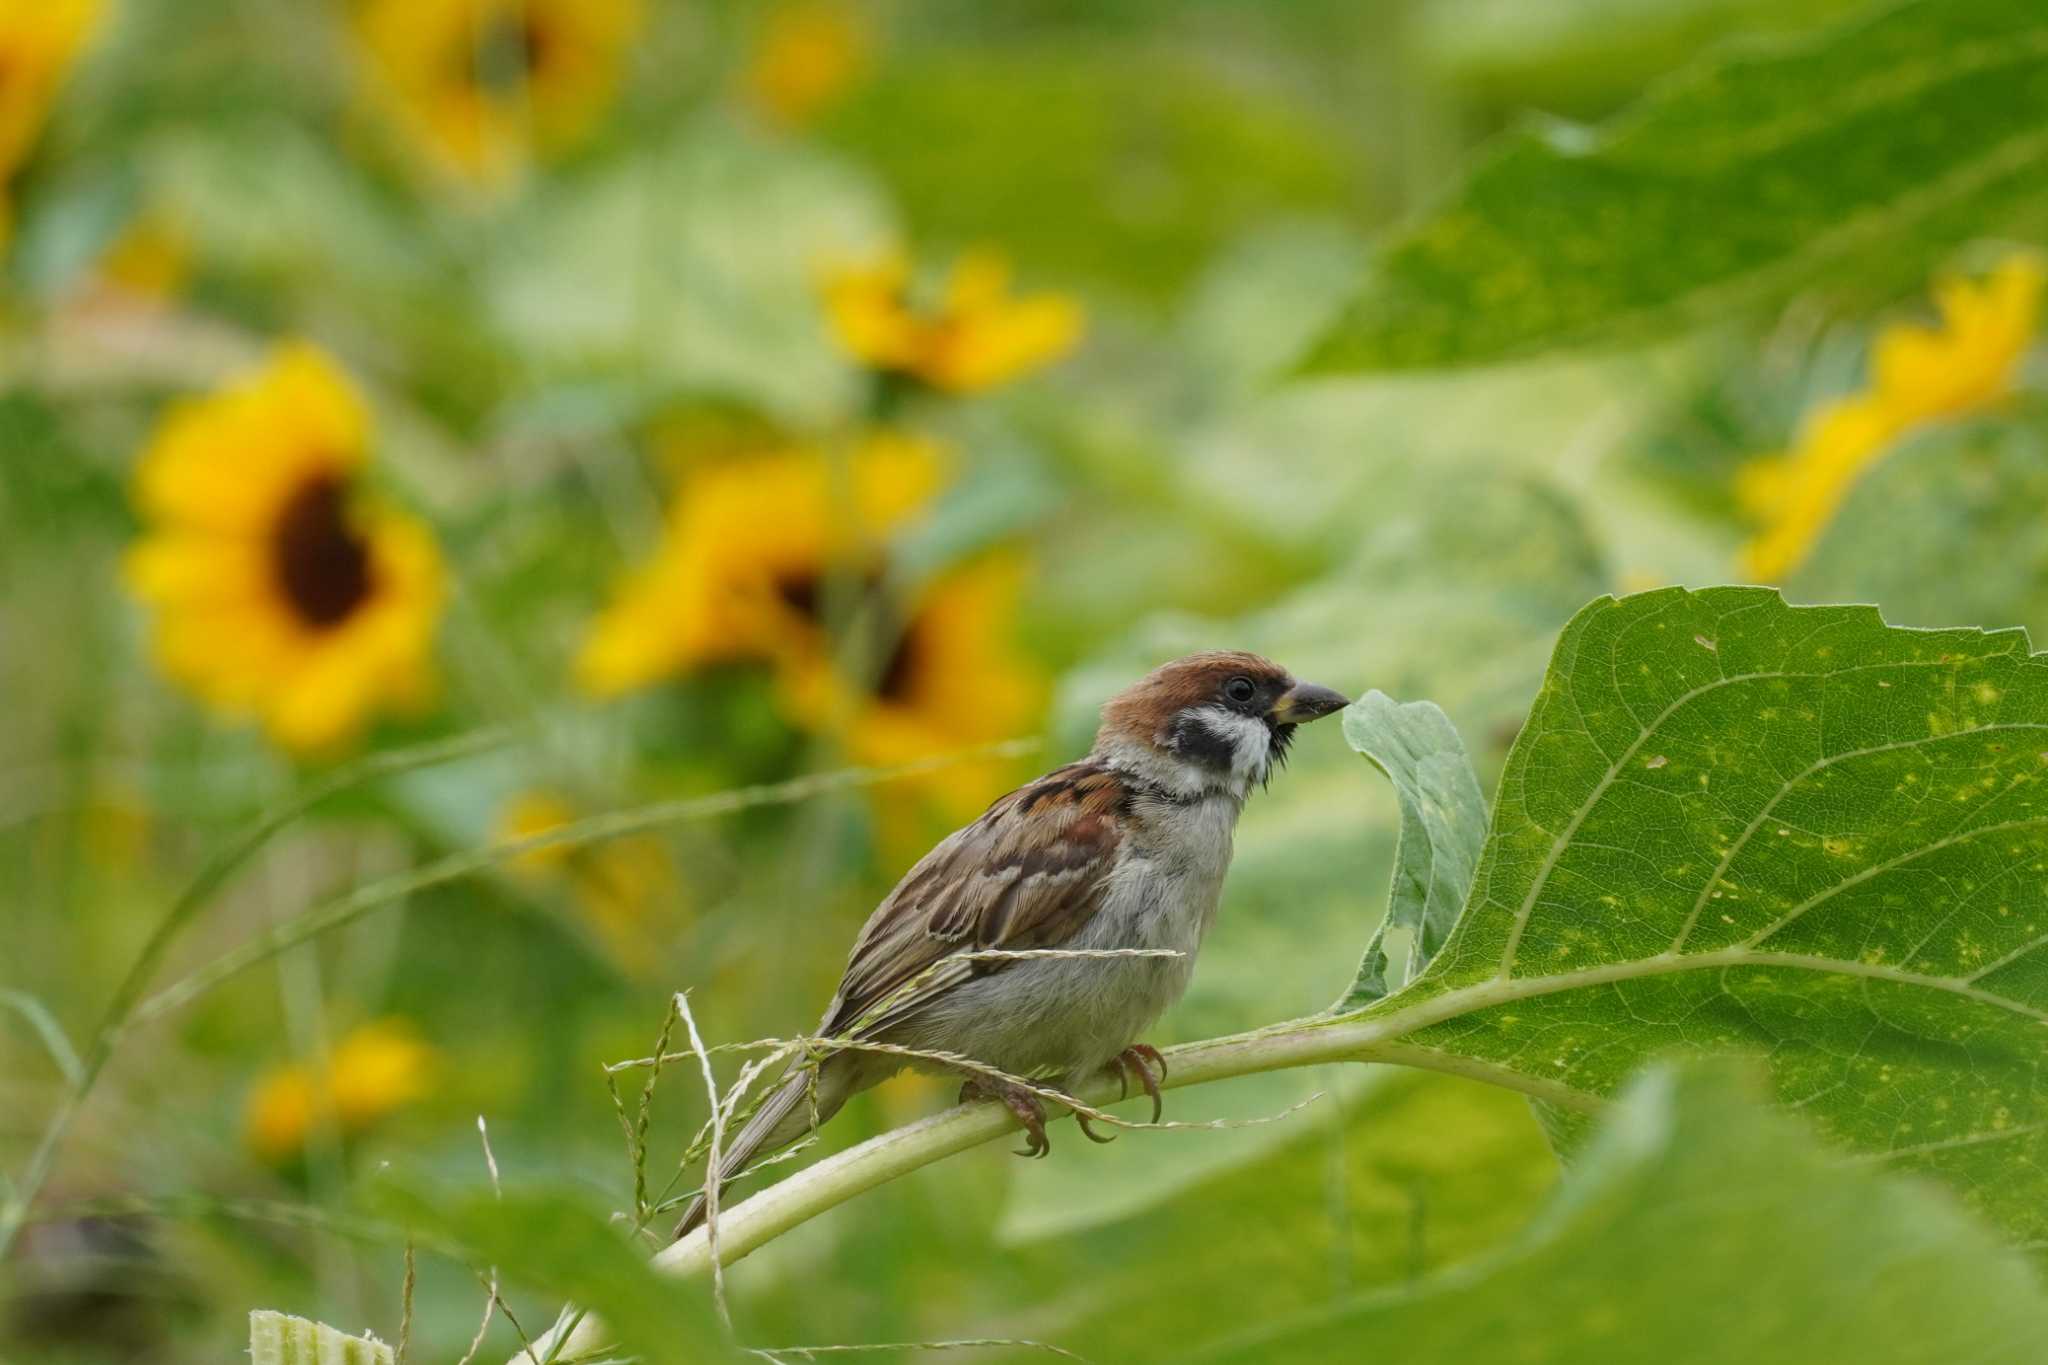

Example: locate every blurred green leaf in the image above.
[1308,0,2048,371]
[1359,585,2048,1252]
[1175,219,1363,391]
[1794,407,2048,641]
[999,1070,1559,1358]
[1342,692,1489,1006]
[369,1178,729,1365]
[486,119,895,426]
[1196,1060,2048,1363]
[1420,0,1868,115]
[825,48,1357,301]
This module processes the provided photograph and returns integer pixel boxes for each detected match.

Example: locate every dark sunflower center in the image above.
[474,12,550,92]
[773,570,920,704]
[273,474,374,628]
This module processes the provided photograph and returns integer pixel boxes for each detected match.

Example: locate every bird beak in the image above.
[1269,681,1350,724]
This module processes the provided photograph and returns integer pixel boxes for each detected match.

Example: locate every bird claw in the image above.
[961,1076,1052,1158]
[1072,1105,1117,1144]
[1112,1045,1167,1125]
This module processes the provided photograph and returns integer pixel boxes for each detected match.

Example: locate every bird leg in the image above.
[1112,1044,1168,1124]
[960,1076,1052,1158]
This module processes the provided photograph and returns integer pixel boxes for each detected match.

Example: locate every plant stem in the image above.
[504,1010,1599,1364]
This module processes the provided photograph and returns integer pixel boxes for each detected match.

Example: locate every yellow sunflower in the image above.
[125,344,445,754]
[0,0,106,250]
[495,788,681,969]
[245,1018,438,1163]
[355,0,641,185]
[743,0,868,129]
[576,435,1041,825]
[820,248,1084,394]
[780,552,1043,825]
[1738,255,2043,582]
[576,431,947,697]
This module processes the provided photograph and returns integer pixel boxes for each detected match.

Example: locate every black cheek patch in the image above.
[1169,710,1240,772]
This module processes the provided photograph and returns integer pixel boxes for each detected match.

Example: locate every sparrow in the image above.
[674,651,1348,1238]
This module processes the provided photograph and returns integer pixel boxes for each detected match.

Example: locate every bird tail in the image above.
[671,1056,851,1241]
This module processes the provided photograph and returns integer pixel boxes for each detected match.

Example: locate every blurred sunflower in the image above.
[820,248,1084,394]
[244,1019,438,1163]
[496,789,681,969]
[124,344,444,754]
[780,552,1041,825]
[355,0,640,185]
[577,435,1041,824]
[1739,255,2043,582]
[576,431,947,695]
[0,0,105,250]
[743,0,868,129]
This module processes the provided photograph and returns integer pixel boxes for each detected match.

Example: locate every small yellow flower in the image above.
[820,248,1084,394]
[495,789,680,966]
[245,1019,437,1163]
[576,432,947,697]
[0,0,105,250]
[355,0,641,186]
[125,344,445,754]
[743,0,868,128]
[1738,256,2043,582]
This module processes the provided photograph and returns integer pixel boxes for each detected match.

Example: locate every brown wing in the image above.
[819,762,1128,1039]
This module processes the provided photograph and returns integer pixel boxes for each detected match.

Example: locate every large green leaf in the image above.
[1307,0,2048,371]
[1349,586,2048,1250]
[1196,1060,2048,1363]
[1343,692,1490,1006]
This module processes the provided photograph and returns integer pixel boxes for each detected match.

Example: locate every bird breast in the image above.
[895,792,1240,1086]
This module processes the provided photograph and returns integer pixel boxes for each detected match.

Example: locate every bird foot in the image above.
[1111,1044,1168,1124]
[960,1076,1052,1157]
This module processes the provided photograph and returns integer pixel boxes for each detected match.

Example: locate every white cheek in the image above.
[1191,705,1271,788]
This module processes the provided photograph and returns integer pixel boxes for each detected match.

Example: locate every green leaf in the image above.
[1194,1060,2048,1363]
[1342,692,1490,1007]
[1012,1071,1559,1359]
[1794,408,2048,644]
[1306,0,2048,371]
[824,48,1353,301]
[1356,585,2048,1251]
[248,1311,393,1365]
[368,1178,729,1365]
[1418,0,1868,115]
[487,119,895,426]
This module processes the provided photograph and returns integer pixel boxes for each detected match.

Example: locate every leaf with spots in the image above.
[1347,586,2048,1254]
[1342,691,1490,1007]
[1303,0,2048,371]
[1197,1060,2048,1364]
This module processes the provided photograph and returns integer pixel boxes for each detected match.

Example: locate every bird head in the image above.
[1094,650,1350,799]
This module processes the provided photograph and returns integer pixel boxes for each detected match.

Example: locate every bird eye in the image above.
[1224,675,1257,706]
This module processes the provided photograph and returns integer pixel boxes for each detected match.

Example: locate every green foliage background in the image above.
[5,0,2048,1361]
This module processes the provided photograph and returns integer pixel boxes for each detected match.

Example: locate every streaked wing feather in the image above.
[821,763,1126,1039]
